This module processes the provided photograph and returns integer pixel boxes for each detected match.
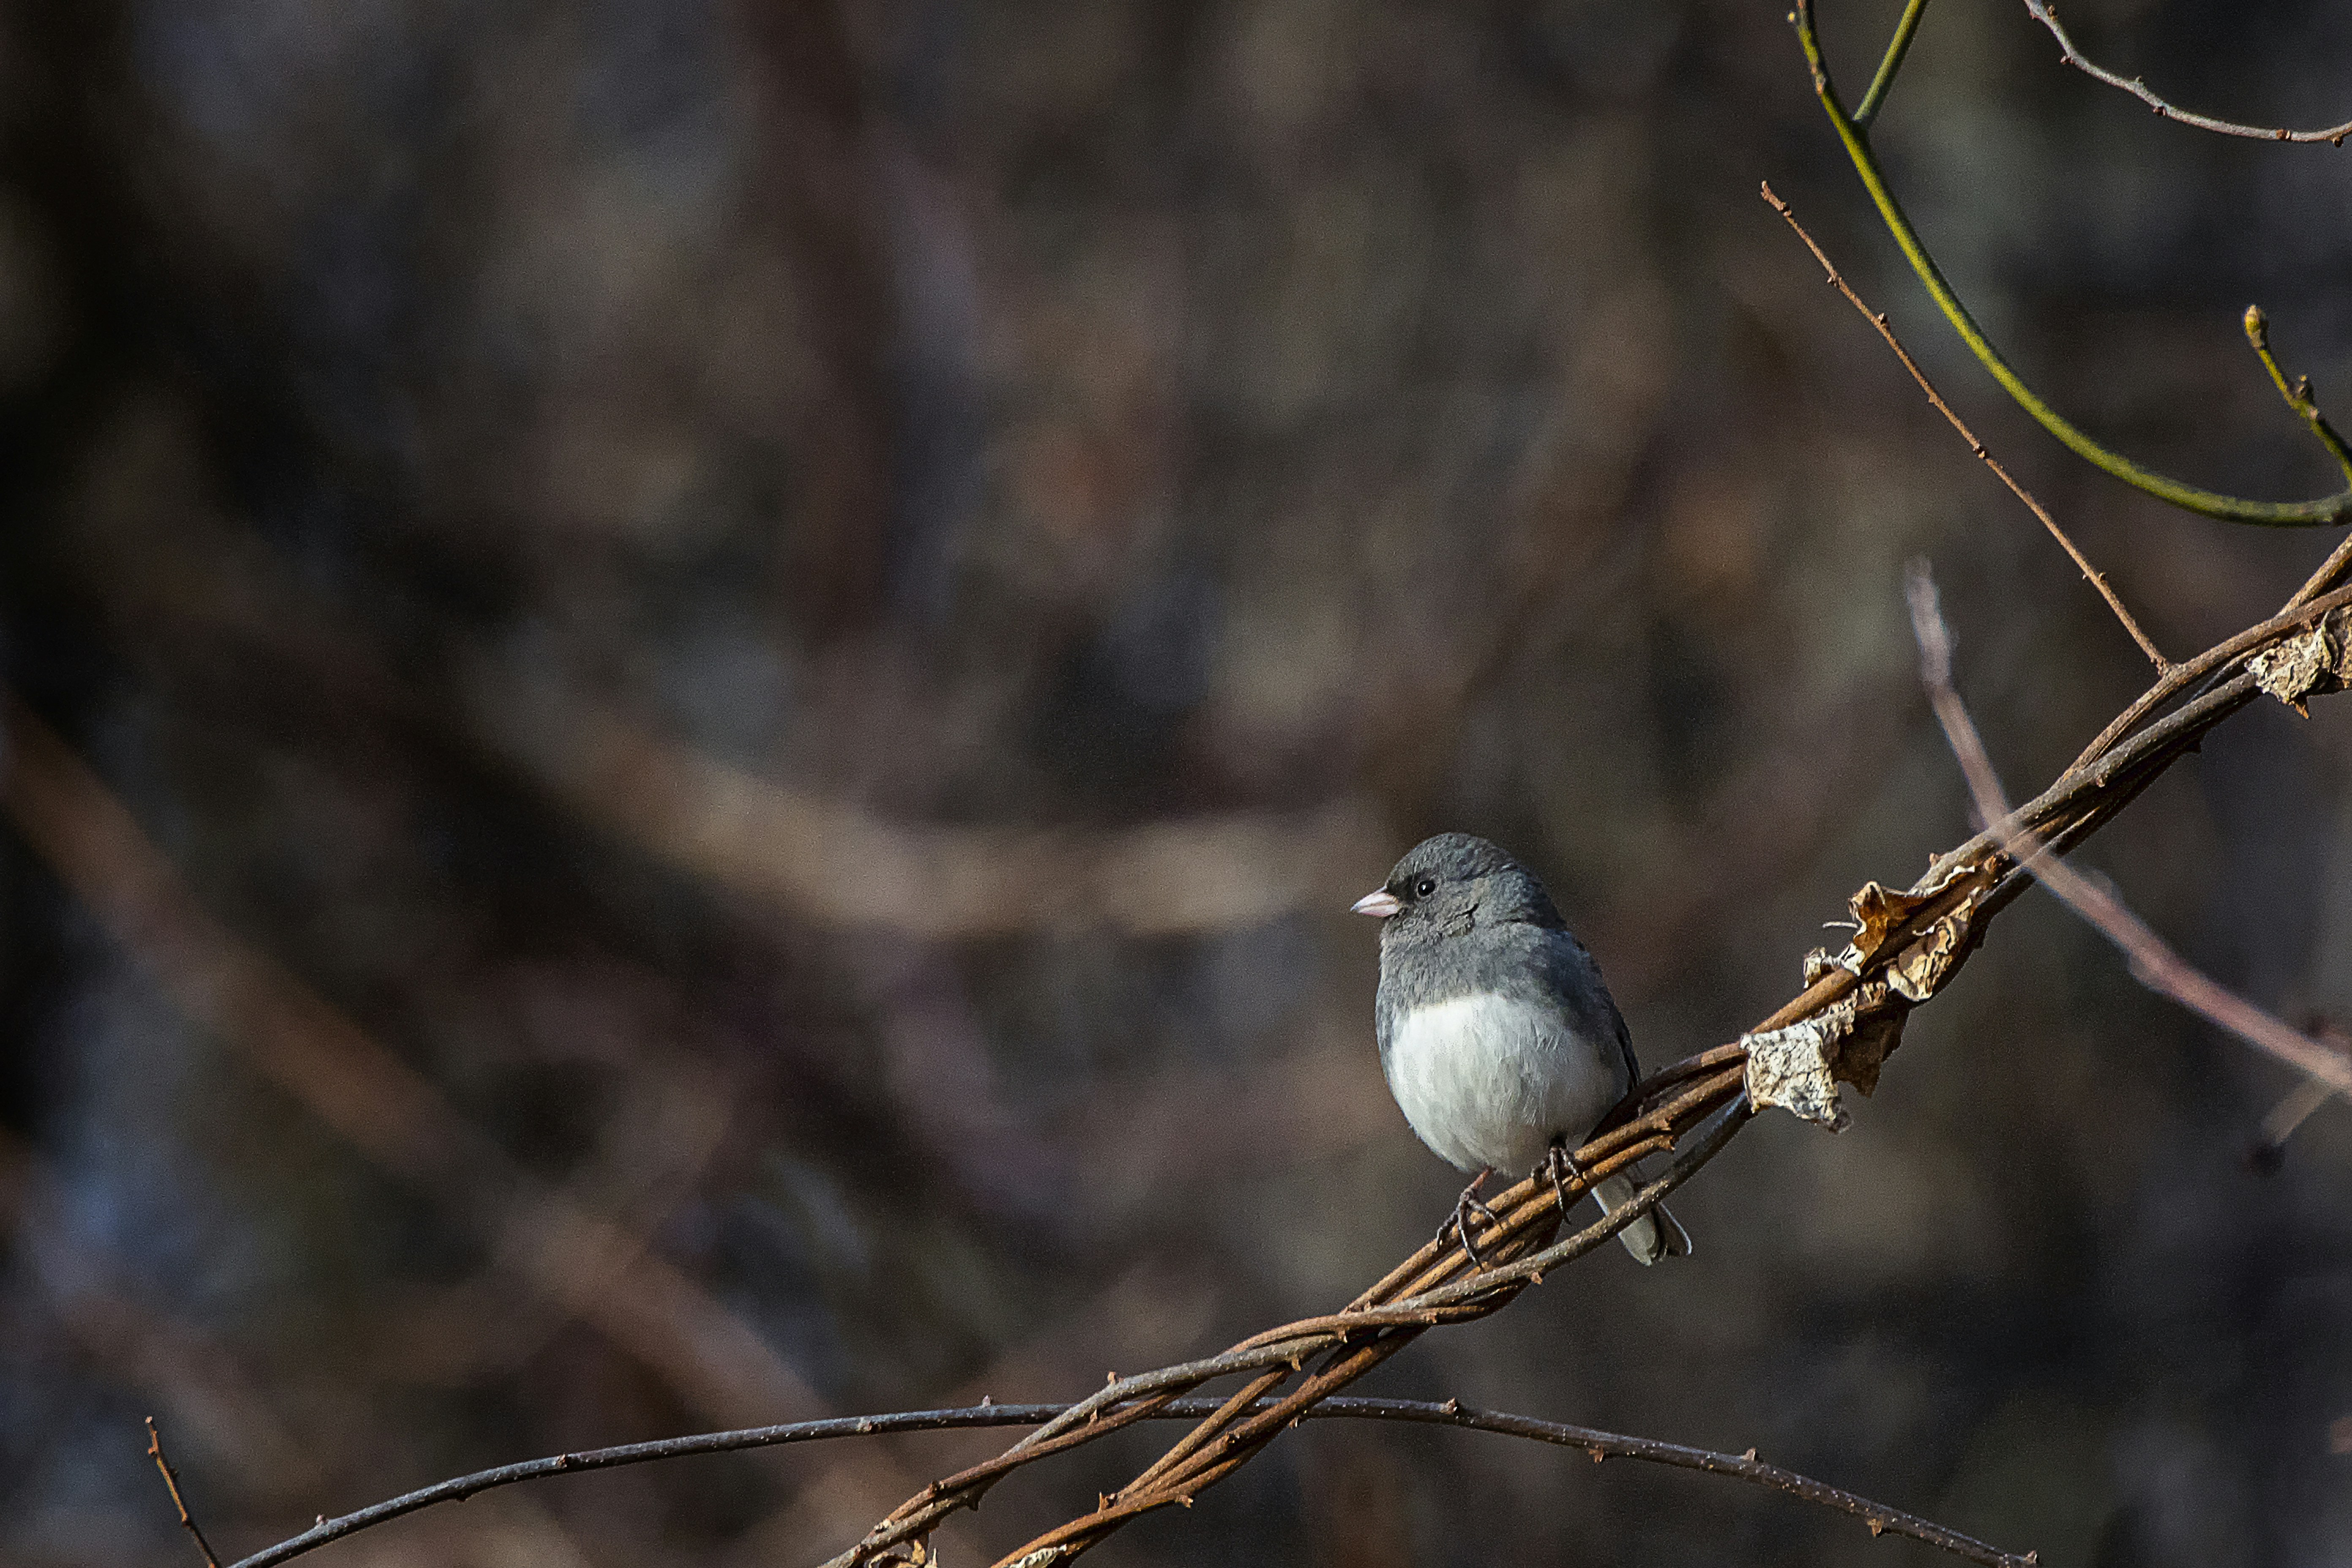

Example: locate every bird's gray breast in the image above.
[1379,990,1625,1176]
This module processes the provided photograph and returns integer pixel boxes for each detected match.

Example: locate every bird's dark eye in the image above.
[1413,876,1437,898]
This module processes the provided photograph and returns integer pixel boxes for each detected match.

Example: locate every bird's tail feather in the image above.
[1592,1173,1693,1266]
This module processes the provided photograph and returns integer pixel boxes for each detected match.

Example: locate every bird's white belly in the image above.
[1384,993,1617,1176]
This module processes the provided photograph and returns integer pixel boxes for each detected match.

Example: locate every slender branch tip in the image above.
[146,1417,224,1568]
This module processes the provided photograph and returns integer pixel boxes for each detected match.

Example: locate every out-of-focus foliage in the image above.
[3,2,2351,1565]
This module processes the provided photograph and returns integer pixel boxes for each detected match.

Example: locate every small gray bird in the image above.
[1354,833,1691,1266]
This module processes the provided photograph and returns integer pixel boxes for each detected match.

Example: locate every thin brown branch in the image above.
[825,1094,1749,1568]
[147,1416,224,1568]
[914,811,2048,1563]
[2022,0,2352,146]
[1906,562,2352,1096]
[1763,180,2167,670]
[2289,529,2352,610]
[225,1393,2031,1568]
[2066,580,2352,771]
[2252,1073,2336,1169]
[1347,1399,2032,1568]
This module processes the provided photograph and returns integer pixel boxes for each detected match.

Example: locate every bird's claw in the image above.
[1438,1169,1503,1269]
[1542,1139,1585,1221]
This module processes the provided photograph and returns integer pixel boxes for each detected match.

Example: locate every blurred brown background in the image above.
[3,1,2350,1564]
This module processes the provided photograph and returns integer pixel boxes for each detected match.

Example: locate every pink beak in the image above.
[1351,888,1402,918]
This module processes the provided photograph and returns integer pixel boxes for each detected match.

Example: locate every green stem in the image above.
[1854,0,1931,129]
[1793,0,2352,527]
[2243,305,2352,483]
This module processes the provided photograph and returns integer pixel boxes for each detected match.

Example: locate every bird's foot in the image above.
[1541,1139,1587,1221]
[1437,1168,1503,1269]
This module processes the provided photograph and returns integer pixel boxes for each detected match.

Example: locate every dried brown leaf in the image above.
[1886,910,1969,1004]
[1832,997,1906,1096]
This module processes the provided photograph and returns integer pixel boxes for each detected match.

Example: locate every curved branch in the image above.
[210,560,2338,1568]
[835,1094,1750,1568]
[1792,0,2352,527]
[2022,0,2352,145]
[1908,564,2352,1097]
[225,1391,2031,1568]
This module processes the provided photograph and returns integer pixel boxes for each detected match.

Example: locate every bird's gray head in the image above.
[1350,832,1563,942]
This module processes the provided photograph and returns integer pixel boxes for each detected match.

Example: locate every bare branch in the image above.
[147,1417,223,1568]
[863,536,2352,1565]
[2022,1,2352,146]
[2066,580,2352,772]
[2251,1070,2337,1170]
[1763,180,2168,670]
[1906,562,2352,1097]
[841,1096,1752,1567]
[227,1391,2032,1568]
[1790,0,2352,525]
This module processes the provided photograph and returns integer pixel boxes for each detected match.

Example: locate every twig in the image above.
[147,1416,224,1568]
[2022,0,2352,146]
[2288,529,2352,611]
[1906,562,2352,1097]
[1791,0,2352,526]
[909,584,2351,1562]
[2251,1072,2336,1170]
[1762,180,2167,670]
[1342,1399,2032,1568]
[1853,0,1931,129]
[225,1391,2030,1568]
[2064,579,2352,771]
[840,1097,1751,1568]
[2243,306,2352,483]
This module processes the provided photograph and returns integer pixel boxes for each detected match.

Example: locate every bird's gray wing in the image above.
[1511,926,1640,1102]
[1612,1005,1641,1097]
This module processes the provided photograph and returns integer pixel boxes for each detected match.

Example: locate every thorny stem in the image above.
[1792,0,2352,526]
[985,1101,1754,1565]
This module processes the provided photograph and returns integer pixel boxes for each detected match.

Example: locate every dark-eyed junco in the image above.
[1353,833,1691,1266]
